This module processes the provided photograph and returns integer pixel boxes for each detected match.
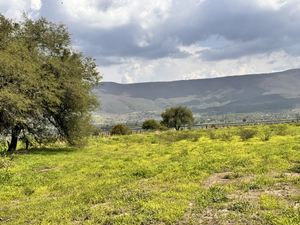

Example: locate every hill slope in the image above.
[93,69,300,120]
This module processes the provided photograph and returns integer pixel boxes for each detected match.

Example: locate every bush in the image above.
[110,124,132,136]
[259,128,272,141]
[156,131,200,143]
[239,129,256,141]
[207,130,232,141]
[219,132,233,141]
[207,130,217,139]
[158,124,168,131]
[271,124,288,136]
[142,119,161,130]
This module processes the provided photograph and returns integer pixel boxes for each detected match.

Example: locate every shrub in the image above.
[142,119,161,130]
[156,131,200,143]
[207,130,217,139]
[207,130,232,141]
[110,124,132,136]
[219,132,233,141]
[158,124,168,131]
[271,124,288,136]
[239,129,256,141]
[259,128,272,141]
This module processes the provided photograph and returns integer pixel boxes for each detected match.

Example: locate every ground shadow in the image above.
[17,147,79,156]
[289,164,300,173]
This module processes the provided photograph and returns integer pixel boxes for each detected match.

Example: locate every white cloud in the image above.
[102,50,300,83]
[30,0,42,11]
[0,0,41,19]
[0,0,28,19]
[2,0,300,83]
[57,0,172,29]
[256,0,288,10]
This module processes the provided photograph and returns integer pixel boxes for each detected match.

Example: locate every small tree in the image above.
[110,124,132,135]
[142,119,161,130]
[161,106,194,131]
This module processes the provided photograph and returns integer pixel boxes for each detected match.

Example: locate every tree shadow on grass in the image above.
[17,147,79,156]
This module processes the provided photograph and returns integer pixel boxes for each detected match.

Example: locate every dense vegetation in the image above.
[0,14,100,153]
[142,119,162,131]
[1,124,299,224]
[110,124,132,136]
[161,106,194,130]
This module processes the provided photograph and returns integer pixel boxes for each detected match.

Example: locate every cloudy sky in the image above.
[1,0,300,83]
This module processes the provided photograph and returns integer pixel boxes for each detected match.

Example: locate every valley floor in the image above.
[1,125,300,224]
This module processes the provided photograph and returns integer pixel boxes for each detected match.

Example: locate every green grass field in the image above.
[1,124,300,224]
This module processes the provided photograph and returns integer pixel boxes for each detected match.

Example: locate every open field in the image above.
[1,124,300,224]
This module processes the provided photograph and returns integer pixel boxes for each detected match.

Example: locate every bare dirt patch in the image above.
[202,172,253,189]
[193,171,300,224]
[229,181,300,207]
[33,166,59,172]
[202,172,232,188]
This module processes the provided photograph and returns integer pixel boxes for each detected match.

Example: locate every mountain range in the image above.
[93,69,300,123]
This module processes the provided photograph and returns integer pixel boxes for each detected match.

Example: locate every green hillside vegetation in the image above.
[1,124,300,224]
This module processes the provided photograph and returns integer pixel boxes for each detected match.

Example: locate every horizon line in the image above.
[100,68,300,85]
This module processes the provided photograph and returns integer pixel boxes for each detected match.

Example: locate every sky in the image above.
[1,0,300,83]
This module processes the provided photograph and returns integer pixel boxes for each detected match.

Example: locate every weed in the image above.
[259,194,282,210]
[0,158,12,183]
[197,186,228,208]
[23,187,35,196]
[223,172,241,180]
[229,201,252,213]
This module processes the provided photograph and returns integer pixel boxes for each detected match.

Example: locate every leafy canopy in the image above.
[142,119,161,130]
[0,15,101,152]
[161,106,194,130]
[110,124,132,136]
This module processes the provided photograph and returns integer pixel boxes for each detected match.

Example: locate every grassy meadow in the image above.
[1,124,300,224]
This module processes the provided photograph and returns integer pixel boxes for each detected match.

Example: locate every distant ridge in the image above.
[93,69,300,120]
[103,68,300,85]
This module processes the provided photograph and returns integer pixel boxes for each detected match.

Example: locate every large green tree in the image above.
[161,106,194,130]
[0,15,101,153]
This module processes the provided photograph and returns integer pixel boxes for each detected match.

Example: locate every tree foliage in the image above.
[142,119,161,130]
[0,15,101,152]
[110,124,132,136]
[161,106,194,130]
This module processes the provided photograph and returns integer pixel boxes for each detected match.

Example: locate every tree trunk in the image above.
[8,126,21,153]
[25,139,29,150]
